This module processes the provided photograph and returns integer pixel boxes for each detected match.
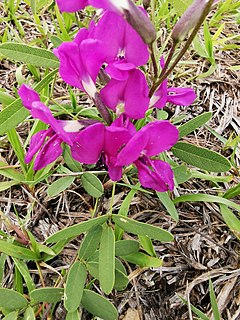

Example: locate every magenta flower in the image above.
[150,59,196,109]
[56,0,89,12]
[71,115,179,192]
[92,11,149,69]
[53,28,106,98]
[100,69,149,119]
[18,84,84,170]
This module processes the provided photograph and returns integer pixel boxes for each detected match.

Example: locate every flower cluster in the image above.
[18,0,196,192]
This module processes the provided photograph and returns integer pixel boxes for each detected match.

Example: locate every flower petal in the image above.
[166,87,196,106]
[56,0,88,12]
[123,69,149,119]
[141,121,179,157]
[34,135,63,170]
[100,79,126,112]
[135,159,174,192]
[71,123,105,164]
[150,80,168,109]
[25,129,52,164]
[18,84,40,110]
[31,102,75,146]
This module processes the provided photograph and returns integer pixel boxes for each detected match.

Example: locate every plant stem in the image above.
[149,0,214,98]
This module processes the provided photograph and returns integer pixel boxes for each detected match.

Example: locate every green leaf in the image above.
[115,185,139,240]
[178,112,212,139]
[0,69,58,135]
[81,289,118,320]
[30,288,64,303]
[0,240,39,260]
[99,224,115,294]
[0,90,15,106]
[219,205,240,240]
[115,240,139,256]
[0,181,19,192]
[138,236,156,257]
[0,289,28,310]
[64,262,87,312]
[173,165,192,184]
[172,142,231,172]
[112,215,173,242]
[63,146,82,172]
[114,268,129,291]
[81,173,104,198]
[23,306,36,320]
[47,176,75,197]
[46,215,108,243]
[78,225,102,260]
[173,194,240,212]
[7,128,27,173]
[66,310,80,320]
[2,311,19,320]
[0,43,59,68]
[12,258,35,292]
[209,279,221,320]
[177,295,209,320]
[0,162,25,181]
[157,192,179,221]
[224,183,240,199]
[121,252,163,268]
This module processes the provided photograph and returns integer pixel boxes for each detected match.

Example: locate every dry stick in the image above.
[149,0,215,98]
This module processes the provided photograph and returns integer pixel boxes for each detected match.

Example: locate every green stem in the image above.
[149,0,214,98]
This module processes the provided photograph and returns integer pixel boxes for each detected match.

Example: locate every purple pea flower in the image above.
[71,115,179,192]
[92,11,149,70]
[150,58,196,109]
[115,120,179,191]
[18,84,84,170]
[100,69,149,119]
[53,27,106,98]
[56,0,89,12]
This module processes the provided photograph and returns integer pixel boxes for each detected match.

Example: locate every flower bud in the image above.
[172,0,209,42]
[90,0,156,44]
[123,0,156,44]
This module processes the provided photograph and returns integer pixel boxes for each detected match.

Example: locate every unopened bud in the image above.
[123,0,156,44]
[143,0,150,10]
[90,0,156,44]
[172,0,209,42]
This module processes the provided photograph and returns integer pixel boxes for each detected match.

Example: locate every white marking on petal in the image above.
[110,0,130,12]
[149,95,160,107]
[63,121,84,132]
[82,77,97,98]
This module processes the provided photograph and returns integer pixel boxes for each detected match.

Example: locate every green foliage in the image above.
[0,288,28,311]
[81,173,104,198]
[47,176,75,197]
[172,142,231,172]
[64,262,87,312]
[0,43,59,68]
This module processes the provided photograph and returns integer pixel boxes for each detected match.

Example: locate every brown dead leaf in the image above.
[123,308,140,320]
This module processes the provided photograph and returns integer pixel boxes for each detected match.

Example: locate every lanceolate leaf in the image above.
[178,112,212,138]
[46,215,108,243]
[0,288,28,310]
[172,142,231,172]
[121,252,163,268]
[0,43,59,68]
[47,176,75,197]
[0,69,58,135]
[157,192,179,221]
[78,225,102,260]
[81,289,118,320]
[219,205,240,240]
[112,215,173,242]
[0,240,39,260]
[81,173,104,198]
[30,288,64,303]
[64,262,87,312]
[173,194,240,212]
[99,224,115,294]
[115,240,140,256]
